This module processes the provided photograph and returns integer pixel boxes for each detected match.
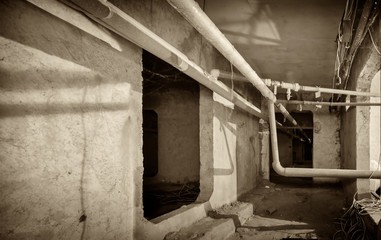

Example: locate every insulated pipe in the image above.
[275,103,297,126]
[213,70,380,97]
[275,102,311,142]
[65,0,266,119]
[167,0,276,103]
[211,69,250,82]
[277,100,381,106]
[167,0,305,129]
[267,80,380,97]
[268,99,381,178]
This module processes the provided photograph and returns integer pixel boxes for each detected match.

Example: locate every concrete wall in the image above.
[313,108,341,183]
[0,0,263,240]
[370,71,380,191]
[143,82,200,184]
[0,1,142,239]
[202,92,260,209]
[341,17,380,197]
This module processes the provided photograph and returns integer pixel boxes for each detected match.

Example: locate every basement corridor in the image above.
[228,180,345,240]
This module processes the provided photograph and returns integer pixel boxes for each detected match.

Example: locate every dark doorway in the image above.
[142,50,200,220]
[271,111,314,184]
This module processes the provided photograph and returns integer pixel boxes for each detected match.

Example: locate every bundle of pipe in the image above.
[57,0,268,119]
[166,0,305,133]
[277,99,381,106]
[169,0,381,179]
[268,99,381,178]
[166,0,276,102]
[212,69,380,97]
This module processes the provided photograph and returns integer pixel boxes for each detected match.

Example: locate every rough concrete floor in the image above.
[228,179,345,240]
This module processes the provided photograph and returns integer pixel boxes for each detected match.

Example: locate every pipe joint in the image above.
[272,161,285,175]
[210,69,220,79]
[263,79,272,86]
[286,88,291,100]
[177,56,189,71]
[294,83,300,92]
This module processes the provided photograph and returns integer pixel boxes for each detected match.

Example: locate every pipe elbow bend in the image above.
[272,161,286,176]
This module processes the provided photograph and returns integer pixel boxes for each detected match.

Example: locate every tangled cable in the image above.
[333,192,381,240]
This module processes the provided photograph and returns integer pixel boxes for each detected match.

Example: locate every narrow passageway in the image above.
[228,180,345,240]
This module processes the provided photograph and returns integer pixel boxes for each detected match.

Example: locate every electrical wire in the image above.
[368,27,381,55]
[333,192,370,240]
[230,62,234,95]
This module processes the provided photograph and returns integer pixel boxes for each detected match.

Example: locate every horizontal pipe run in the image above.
[268,80,379,97]
[275,103,297,126]
[277,100,381,106]
[66,0,266,119]
[167,0,276,102]
[268,99,381,178]
[215,69,379,97]
[167,1,307,128]
[300,85,379,97]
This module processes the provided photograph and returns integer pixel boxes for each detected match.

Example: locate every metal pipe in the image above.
[214,70,380,97]
[277,100,381,106]
[275,102,311,142]
[300,85,379,97]
[267,80,379,97]
[65,0,266,119]
[166,0,276,102]
[211,69,250,82]
[275,103,297,126]
[167,0,306,129]
[268,99,381,178]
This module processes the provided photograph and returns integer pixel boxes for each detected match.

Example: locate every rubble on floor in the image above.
[163,180,346,240]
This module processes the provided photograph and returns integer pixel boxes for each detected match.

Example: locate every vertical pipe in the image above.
[268,100,283,174]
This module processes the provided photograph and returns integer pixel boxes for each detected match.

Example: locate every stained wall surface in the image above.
[0,0,264,240]
[313,108,341,183]
[341,17,380,197]
[204,93,260,209]
[370,71,380,191]
[0,0,142,239]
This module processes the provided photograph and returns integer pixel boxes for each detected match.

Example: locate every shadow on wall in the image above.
[213,98,259,198]
[0,1,142,239]
[0,0,140,91]
[214,115,235,176]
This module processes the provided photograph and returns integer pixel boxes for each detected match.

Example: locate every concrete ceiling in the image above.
[205,0,346,88]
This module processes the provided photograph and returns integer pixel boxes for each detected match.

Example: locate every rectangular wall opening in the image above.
[142,50,200,220]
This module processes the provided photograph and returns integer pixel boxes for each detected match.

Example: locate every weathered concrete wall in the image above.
[341,16,380,197]
[0,1,142,239]
[370,71,380,191]
[313,108,341,183]
[341,106,357,197]
[143,83,200,184]
[0,0,264,239]
[206,93,260,209]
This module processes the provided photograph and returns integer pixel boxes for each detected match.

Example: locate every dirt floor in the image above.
[228,178,346,240]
